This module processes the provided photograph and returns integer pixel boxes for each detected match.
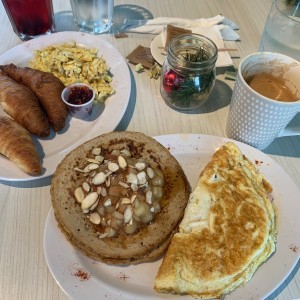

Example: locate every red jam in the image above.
[67,86,93,105]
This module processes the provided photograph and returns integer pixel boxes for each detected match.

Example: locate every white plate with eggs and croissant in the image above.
[0,31,131,181]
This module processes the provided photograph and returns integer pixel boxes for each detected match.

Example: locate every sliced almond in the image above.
[92,172,106,185]
[100,187,107,196]
[74,187,85,203]
[83,163,99,172]
[130,194,137,203]
[131,183,139,192]
[120,148,131,157]
[137,171,147,185]
[135,162,146,171]
[89,212,101,224]
[121,197,131,205]
[127,173,138,185]
[124,206,133,224]
[118,155,127,169]
[104,199,112,207]
[96,186,102,195]
[82,181,90,192]
[98,232,109,239]
[90,199,99,211]
[89,170,96,178]
[86,158,100,164]
[119,181,129,188]
[74,167,87,173]
[115,201,120,209]
[92,148,101,155]
[111,149,120,156]
[108,162,119,172]
[95,155,104,163]
[81,192,98,210]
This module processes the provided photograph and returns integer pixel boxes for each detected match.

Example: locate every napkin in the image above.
[123,15,240,41]
[123,15,240,67]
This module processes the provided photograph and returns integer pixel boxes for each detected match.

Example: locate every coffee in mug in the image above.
[226,52,300,150]
[245,72,298,102]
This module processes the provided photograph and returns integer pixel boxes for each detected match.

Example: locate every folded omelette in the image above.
[154,142,277,298]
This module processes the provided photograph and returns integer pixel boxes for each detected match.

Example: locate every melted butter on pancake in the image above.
[154,142,277,299]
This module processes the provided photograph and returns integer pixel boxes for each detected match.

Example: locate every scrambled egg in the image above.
[29,41,114,103]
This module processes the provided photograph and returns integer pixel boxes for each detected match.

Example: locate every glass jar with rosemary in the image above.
[160,34,218,110]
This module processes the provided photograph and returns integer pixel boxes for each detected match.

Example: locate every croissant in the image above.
[0,71,50,137]
[0,115,42,175]
[0,64,67,132]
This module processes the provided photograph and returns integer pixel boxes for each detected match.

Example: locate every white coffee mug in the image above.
[226,52,300,150]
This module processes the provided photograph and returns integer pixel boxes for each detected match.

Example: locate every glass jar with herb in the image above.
[160,34,218,110]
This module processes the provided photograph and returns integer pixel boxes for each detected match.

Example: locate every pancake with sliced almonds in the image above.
[154,142,277,298]
[51,131,190,264]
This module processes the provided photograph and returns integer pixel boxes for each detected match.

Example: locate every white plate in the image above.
[0,31,131,182]
[150,31,233,67]
[44,134,300,300]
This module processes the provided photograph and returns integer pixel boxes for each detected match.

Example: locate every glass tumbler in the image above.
[70,0,114,34]
[1,0,55,41]
[259,0,300,61]
[160,34,218,111]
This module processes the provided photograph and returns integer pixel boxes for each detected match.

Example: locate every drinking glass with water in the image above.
[259,0,300,61]
[70,0,114,34]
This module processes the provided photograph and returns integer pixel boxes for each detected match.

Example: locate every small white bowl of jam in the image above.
[61,83,95,119]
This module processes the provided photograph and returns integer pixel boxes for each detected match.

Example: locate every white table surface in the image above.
[0,0,299,299]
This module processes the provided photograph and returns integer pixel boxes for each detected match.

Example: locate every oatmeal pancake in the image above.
[51,131,190,264]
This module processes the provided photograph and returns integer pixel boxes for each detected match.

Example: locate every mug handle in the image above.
[277,112,300,137]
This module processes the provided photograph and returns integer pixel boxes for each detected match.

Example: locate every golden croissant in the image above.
[0,71,50,137]
[0,64,67,132]
[0,115,42,176]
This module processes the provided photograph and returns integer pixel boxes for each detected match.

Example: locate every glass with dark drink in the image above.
[1,0,55,41]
